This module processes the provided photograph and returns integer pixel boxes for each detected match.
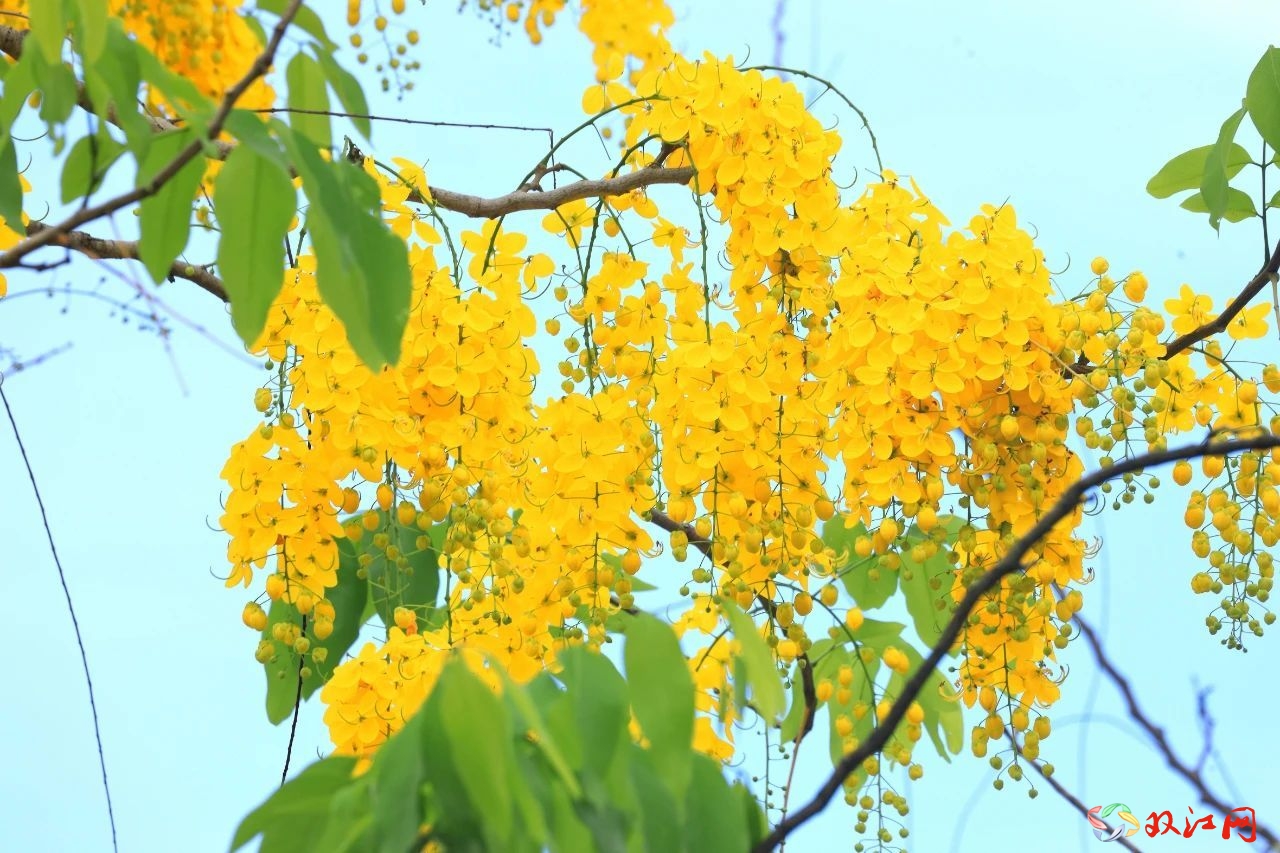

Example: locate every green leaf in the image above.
[313,48,371,139]
[231,757,359,853]
[72,0,109,62]
[719,599,786,724]
[259,0,337,49]
[1247,46,1280,151]
[416,691,482,841]
[261,598,305,725]
[559,646,630,780]
[0,50,35,131]
[258,544,365,723]
[313,781,374,853]
[1203,107,1248,232]
[917,670,965,760]
[82,26,148,153]
[1146,143,1250,199]
[575,799,629,853]
[623,613,694,802]
[825,516,897,609]
[778,659,811,743]
[739,783,768,845]
[438,659,516,849]
[135,45,214,124]
[504,671,582,798]
[27,0,67,65]
[850,616,905,649]
[137,129,205,283]
[368,709,426,853]
[300,538,368,699]
[683,755,749,853]
[276,122,411,368]
[897,520,961,648]
[60,129,125,203]
[30,48,79,125]
[356,513,442,633]
[628,751,680,853]
[286,52,332,150]
[1179,187,1258,223]
[214,143,296,344]
[0,130,23,228]
[223,109,291,169]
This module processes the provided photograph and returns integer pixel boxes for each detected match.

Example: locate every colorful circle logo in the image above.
[1088,803,1140,841]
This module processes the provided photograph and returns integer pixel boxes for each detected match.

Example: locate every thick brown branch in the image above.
[647,509,818,741]
[1072,612,1279,849]
[754,434,1280,853]
[0,1,302,268]
[425,166,694,218]
[24,222,227,301]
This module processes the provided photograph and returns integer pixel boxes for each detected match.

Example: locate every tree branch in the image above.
[23,222,227,301]
[424,166,694,218]
[1005,725,1143,853]
[0,0,303,268]
[1161,236,1280,360]
[0,21,692,225]
[753,433,1280,853]
[1071,611,1280,849]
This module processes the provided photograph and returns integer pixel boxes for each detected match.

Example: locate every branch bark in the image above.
[424,166,694,218]
[753,433,1280,853]
[23,221,228,301]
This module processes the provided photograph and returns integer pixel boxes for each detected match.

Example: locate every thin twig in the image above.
[0,376,117,853]
[280,615,307,787]
[1007,726,1143,853]
[251,106,553,138]
[1071,611,1280,849]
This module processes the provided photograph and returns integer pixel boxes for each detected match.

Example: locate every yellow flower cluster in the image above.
[117,0,273,111]
[209,0,1280,820]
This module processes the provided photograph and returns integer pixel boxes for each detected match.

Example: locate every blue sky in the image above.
[1,2,1278,851]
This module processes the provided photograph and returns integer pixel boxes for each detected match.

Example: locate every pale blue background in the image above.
[1,2,1277,851]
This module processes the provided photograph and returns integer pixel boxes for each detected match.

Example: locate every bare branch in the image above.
[0,0,304,268]
[1006,726,1143,853]
[23,222,227,301]
[425,166,694,218]
[1071,611,1279,849]
[754,433,1280,853]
